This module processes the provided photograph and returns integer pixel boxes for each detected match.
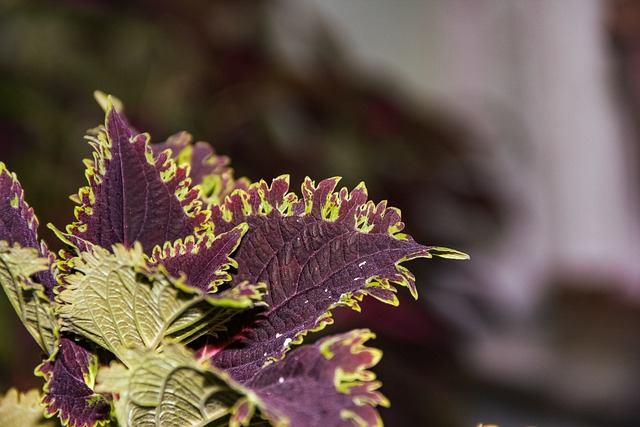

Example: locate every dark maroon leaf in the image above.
[245,329,387,427]
[38,338,111,427]
[150,224,247,292]
[190,142,229,186]
[61,106,206,253]
[150,131,190,160]
[152,132,249,204]
[150,132,229,186]
[209,176,461,382]
[0,162,57,297]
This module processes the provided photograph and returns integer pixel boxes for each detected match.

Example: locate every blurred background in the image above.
[2,0,640,425]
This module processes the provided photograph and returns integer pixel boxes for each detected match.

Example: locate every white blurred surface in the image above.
[276,0,640,314]
[268,1,640,425]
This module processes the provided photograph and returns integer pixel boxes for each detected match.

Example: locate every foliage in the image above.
[0,94,467,427]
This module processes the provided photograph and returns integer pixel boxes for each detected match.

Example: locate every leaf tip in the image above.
[93,90,124,114]
[428,247,469,260]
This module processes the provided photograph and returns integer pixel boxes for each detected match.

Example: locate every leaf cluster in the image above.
[0,93,467,427]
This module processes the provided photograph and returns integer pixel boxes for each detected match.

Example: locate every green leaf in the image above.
[96,343,250,427]
[0,241,58,356]
[0,388,59,427]
[57,243,263,365]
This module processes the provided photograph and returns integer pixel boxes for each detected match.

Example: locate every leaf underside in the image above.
[0,242,58,356]
[96,343,247,427]
[0,388,58,427]
[58,244,263,365]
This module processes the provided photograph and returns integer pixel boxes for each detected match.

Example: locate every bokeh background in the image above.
[2,0,640,426]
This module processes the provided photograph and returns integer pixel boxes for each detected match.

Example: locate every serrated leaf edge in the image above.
[0,241,59,356]
[60,99,210,253]
[149,223,249,293]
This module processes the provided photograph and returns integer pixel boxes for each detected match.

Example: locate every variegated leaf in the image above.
[0,388,57,427]
[0,241,57,356]
[246,329,387,427]
[0,162,57,297]
[209,176,467,381]
[57,103,207,254]
[150,224,247,293]
[151,132,249,206]
[96,343,250,427]
[38,338,111,427]
[57,243,263,364]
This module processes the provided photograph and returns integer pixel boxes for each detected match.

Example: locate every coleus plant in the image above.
[0,93,467,427]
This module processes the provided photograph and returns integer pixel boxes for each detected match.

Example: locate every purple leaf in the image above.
[209,176,459,382]
[245,329,387,427]
[150,224,247,293]
[150,131,189,153]
[61,106,207,253]
[152,133,249,204]
[150,132,226,186]
[189,142,229,186]
[38,338,111,427]
[0,162,57,297]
